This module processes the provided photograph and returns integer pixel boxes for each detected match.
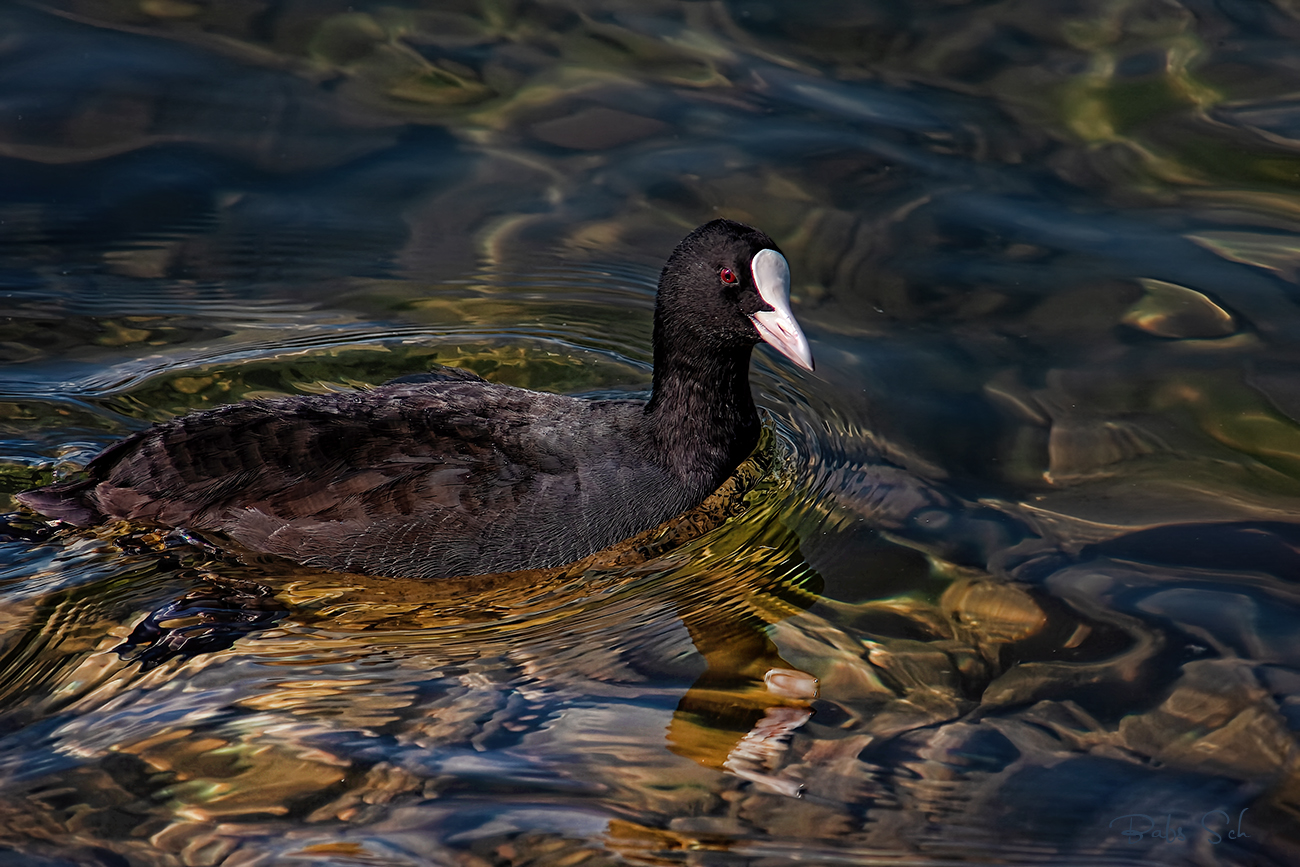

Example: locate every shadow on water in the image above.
[2,0,1300,864]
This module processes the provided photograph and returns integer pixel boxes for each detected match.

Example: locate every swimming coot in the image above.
[17,219,813,578]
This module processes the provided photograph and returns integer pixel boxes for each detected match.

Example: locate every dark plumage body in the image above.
[17,220,812,579]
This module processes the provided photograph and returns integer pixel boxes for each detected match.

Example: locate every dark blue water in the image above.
[2,1,1299,864]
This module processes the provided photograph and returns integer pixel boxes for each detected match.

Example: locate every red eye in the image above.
[719,268,737,284]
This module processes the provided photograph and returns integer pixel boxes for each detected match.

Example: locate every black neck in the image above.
[645,340,760,491]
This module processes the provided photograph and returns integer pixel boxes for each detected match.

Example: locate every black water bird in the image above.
[17,220,814,578]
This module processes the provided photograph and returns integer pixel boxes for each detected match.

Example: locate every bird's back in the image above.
[18,378,697,578]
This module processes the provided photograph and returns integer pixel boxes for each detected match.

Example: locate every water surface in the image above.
[3,1,1300,864]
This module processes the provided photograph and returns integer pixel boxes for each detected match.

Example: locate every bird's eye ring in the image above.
[719,268,737,284]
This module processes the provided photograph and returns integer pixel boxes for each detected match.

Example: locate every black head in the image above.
[653,219,813,370]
